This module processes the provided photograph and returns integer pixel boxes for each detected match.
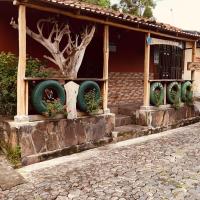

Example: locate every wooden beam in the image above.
[17,2,197,42]
[16,5,27,117]
[25,80,29,115]
[103,25,109,112]
[143,32,151,107]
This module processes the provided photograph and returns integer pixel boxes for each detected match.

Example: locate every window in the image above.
[154,45,184,79]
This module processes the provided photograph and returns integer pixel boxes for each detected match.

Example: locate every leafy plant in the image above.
[0,141,21,168]
[154,88,162,107]
[171,90,181,110]
[185,87,194,106]
[84,89,102,114]
[0,52,17,115]
[0,52,50,116]
[43,99,67,117]
[26,57,50,77]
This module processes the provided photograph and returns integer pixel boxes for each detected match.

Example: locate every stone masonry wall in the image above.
[0,114,115,165]
[108,72,153,106]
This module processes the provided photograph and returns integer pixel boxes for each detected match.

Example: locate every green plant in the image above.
[0,141,21,168]
[26,57,50,77]
[43,99,67,117]
[185,87,194,106]
[0,52,50,116]
[171,90,181,110]
[84,89,102,114]
[154,89,162,107]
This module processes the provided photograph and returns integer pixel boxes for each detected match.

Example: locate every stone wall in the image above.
[136,105,200,128]
[108,72,153,106]
[0,114,115,165]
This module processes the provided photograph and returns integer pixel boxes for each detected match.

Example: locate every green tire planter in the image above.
[181,81,193,102]
[167,82,181,104]
[31,80,66,114]
[77,81,100,112]
[150,82,164,106]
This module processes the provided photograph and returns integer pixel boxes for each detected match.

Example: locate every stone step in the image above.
[109,106,119,114]
[118,105,140,116]
[112,124,149,142]
[115,114,133,127]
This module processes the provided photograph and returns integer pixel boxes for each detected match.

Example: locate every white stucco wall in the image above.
[183,42,200,97]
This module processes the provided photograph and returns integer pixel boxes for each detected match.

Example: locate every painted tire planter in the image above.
[150,82,164,106]
[181,81,193,102]
[77,81,100,112]
[31,80,66,114]
[167,82,181,104]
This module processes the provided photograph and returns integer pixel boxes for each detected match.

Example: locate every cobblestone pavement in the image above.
[1,123,200,200]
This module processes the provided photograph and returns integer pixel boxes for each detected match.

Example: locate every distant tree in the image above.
[81,0,110,8]
[112,0,156,18]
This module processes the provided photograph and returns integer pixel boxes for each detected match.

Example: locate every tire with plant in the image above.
[150,82,164,106]
[77,81,101,112]
[181,81,193,102]
[167,82,181,104]
[31,80,66,114]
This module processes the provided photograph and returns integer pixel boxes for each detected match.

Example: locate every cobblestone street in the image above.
[1,122,200,200]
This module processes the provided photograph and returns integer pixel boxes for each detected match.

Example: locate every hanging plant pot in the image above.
[181,81,193,103]
[167,82,181,104]
[150,82,164,106]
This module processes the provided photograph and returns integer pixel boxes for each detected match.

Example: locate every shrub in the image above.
[84,89,102,114]
[0,140,21,168]
[0,52,49,116]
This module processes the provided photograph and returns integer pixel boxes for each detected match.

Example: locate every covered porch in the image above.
[1,0,200,165]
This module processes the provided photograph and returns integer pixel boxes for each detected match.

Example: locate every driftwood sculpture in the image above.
[10,18,95,78]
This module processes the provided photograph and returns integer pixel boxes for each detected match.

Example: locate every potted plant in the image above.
[84,89,102,115]
[43,98,67,118]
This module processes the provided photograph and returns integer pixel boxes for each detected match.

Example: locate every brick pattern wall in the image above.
[108,72,153,106]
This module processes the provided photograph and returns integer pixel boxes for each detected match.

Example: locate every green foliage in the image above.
[185,89,194,106]
[26,57,49,78]
[0,52,17,115]
[0,52,49,116]
[171,90,181,110]
[112,0,156,18]
[0,141,21,168]
[154,89,162,107]
[81,0,110,8]
[84,89,102,114]
[43,99,67,117]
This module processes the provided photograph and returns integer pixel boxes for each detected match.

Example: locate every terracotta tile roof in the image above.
[30,0,200,38]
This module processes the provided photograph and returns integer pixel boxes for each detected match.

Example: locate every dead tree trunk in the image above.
[11,18,95,78]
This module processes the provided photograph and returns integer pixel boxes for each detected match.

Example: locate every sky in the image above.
[110,0,200,31]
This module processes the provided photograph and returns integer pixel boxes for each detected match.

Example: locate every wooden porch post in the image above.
[191,41,197,81]
[15,5,28,121]
[143,32,150,107]
[103,25,109,113]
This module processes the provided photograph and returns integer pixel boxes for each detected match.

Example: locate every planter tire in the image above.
[167,82,181,104]
[181,81,193,102]
[31,80,66,114]
[77,81,100,112]
[150,82,164,106]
